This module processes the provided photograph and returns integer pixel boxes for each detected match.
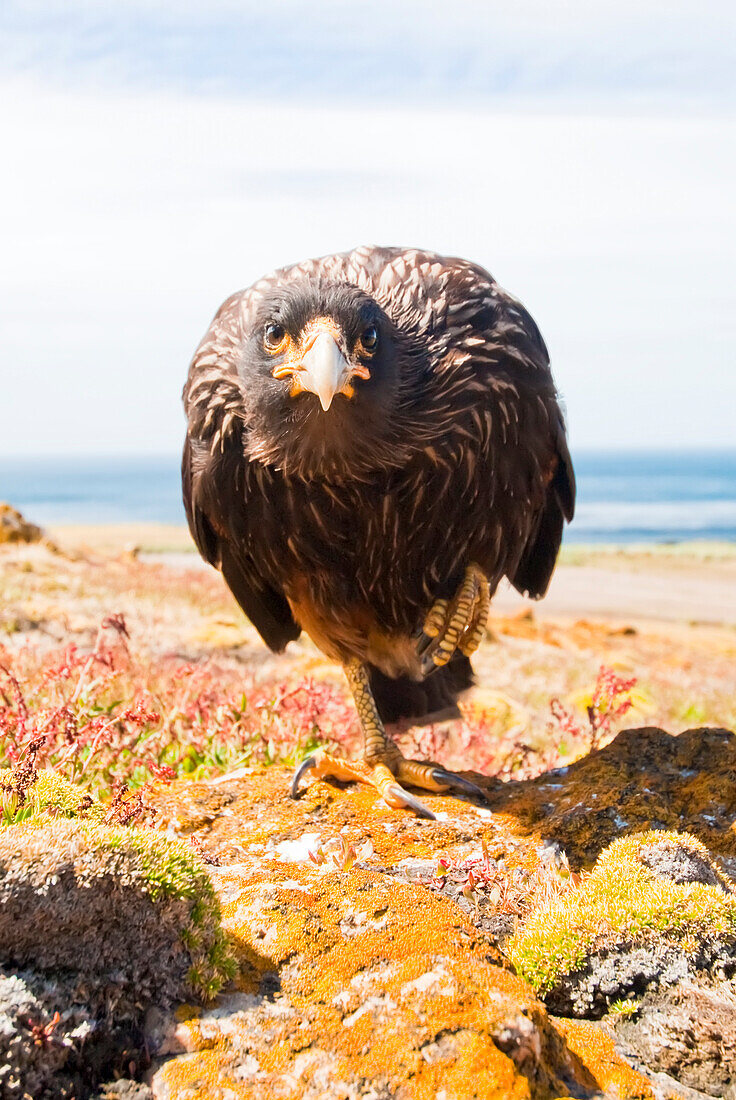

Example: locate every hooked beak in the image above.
[299,332,350,412]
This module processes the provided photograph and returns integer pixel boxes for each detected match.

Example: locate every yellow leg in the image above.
[291,659,487,818]
[417,563,490,674]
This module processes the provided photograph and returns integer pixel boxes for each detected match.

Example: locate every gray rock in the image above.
[639,838,734,891]
[91,1082,154,1100]
[0,964,157,1100]
[614,983,736,1099]
[547,937,736,1019]
[0,971,70,1099]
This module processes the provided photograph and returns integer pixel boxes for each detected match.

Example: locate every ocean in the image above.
[2,450,736,545]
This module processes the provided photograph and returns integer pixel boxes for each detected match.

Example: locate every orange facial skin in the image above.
[268,316,372,399]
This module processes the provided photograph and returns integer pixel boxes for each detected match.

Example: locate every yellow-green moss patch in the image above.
[509,831,736,995]
[0,768,106,826]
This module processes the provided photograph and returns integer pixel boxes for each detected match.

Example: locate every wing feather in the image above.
[435,261,576,601]
[505,317,575,598]
[182,422,300,655]
[510,422,575,598]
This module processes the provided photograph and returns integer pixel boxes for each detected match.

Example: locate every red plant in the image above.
[548,665,637,753]
[430,839,581,920]
[0,604,641,823]
[26,1011,61,1049]
[189,832,221,866]
[0,614,356,811]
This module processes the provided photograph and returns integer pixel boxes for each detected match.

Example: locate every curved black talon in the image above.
[420,651,442,677]
[431,768,489,804]
[387,784,437,821]
[417,631,450,676]
[290,755,317,799]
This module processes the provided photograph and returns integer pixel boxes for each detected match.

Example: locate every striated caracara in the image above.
[182,246,575,818]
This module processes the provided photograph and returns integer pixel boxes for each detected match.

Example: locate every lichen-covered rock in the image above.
[144,732,736,1098]
[492,726,736,872]
[91,1082,154,1100]
[0,820,235,1009]
[149,726,736,877]
[150,991,654,1100]
[509,831,736,1017]
[613,984,736,1100]
[149,868,650,1099]
[0,502,45,545]
[6,723,730,1097]
[147,771,656,1099]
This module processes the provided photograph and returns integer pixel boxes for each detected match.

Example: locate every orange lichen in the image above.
[156,841,653,1100]
[148,729,732,1098]
[151,725,736,881]
[554,1019,655,1099]
[151,763,534,875]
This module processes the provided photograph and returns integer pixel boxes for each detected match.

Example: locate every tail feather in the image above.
[368,653,474,726]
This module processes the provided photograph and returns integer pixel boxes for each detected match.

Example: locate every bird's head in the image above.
[238,281,405,478]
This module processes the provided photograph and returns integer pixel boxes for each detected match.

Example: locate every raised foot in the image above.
[417,562,490,676]
[290,752,488,819]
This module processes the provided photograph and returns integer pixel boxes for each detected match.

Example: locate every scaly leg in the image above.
[291,660,487,819]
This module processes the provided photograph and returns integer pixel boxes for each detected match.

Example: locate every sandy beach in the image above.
[47,522,736,628]
[493,557,736,627]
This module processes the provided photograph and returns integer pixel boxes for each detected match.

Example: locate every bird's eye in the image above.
[358,324,379,356]
[264,322,287,353]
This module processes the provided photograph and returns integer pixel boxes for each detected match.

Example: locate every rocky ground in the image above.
[1,529,736,1098]
[144,737,736,1100]
[5,741,736,1099]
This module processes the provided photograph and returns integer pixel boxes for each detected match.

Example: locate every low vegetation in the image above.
[1,542,733,869]
[0,613,358,816]
[0,812,236,1002]
[508,831,736,995]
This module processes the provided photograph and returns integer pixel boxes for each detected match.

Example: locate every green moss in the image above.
[607,997,640,1019]
[2,814,236,1002]
[0,769,105,826]
[1,772,236,1000]
[82,822,237,1000]
[509,831,736,995]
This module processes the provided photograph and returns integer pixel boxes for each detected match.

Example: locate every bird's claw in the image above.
[414,630,435,658]
[290,752,437,820]
[290,754,317,799]
[430,767,489,803]
[386,784,437,820]
[420,650,441,678]
[289,752,483,819]
[418,564,490,675]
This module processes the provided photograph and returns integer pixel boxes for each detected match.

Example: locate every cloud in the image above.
[2,0,735,109]
[1,74,734,455]
[0,4,733,456]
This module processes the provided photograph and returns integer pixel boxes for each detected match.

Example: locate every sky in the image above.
[1,0,734,456]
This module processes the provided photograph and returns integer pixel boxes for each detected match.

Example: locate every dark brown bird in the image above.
[182,246,575,817]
